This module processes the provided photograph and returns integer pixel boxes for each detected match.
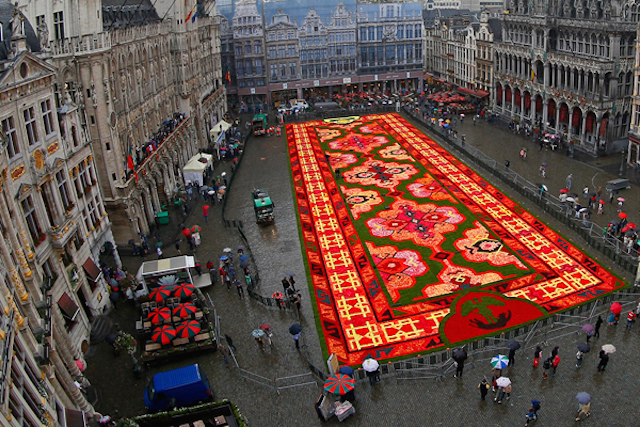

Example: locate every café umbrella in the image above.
[173,283,195,299]
[172,303,197,318]
[176,320,201,338]
[191,225,202,233]
[149,287,172,303]
[148,307,171,325]
[323,373,355,395]
[152,325,176,345]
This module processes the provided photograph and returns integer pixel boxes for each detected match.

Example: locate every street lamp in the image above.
[619,148,626,176]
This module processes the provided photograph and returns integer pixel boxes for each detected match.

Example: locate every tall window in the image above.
[2,116,19,158]
[53,11,64,40]
[23,107,39,146]
[21,195,41,241]
[56,170,71,208]
[289,62,296,77]
[254,40,262,54]
[41,99,54,136]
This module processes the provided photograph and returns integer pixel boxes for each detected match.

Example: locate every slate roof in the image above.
[0,0,40,62]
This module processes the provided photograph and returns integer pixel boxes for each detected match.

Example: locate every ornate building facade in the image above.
[21,0,226,243]
[0,3,117,425]
[493,0,636,155]
[265,9,300,103]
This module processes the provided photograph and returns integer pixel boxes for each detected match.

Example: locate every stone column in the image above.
[542,100,548,128]
[51,350,93,414]
[544,63,550,87]
[555,104,560,130]
[580,112,587,143]
[568,109,574,140]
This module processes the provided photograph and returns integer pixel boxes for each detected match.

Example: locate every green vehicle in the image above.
[253,188,274,224]
[252,114,268,136]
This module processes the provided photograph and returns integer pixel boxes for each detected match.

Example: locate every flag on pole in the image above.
[185,5,196,22]
[191,10,198,22]
[530,66,535,83]
[225,71,231,84]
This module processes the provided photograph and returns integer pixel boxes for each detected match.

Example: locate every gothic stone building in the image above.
[493,0,637,155]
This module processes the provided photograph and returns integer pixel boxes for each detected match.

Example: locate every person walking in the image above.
[594,315,603,337]
[478,378,490,400]
[224,334,237,352]
[490,368,502,392]
[575,402,591,421]
[576,350,584,368]
[202,204,210,222]
[234,280,244,298]
[533,345,542,368]
[288,275,297,292]
[583,186,589,199]
[525,400,542,426]
[566,174,573,191]
[281,277,290,293]
[626,310,636,329]
[551,353,560,376]
[292,332,300,349]
[156,246,163,259]
[174,240,181,255]
[508,347,517,366]
[453,349,467,378]
[596,349,609,372]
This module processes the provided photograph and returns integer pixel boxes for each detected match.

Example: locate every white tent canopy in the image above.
[182,153,213,186]
[209,120,231,139]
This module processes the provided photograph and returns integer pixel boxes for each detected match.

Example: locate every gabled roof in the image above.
[102,0,160,29]
[488,18,502,41]
[0,50,56,89]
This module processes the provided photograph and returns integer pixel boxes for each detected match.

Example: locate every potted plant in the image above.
[113,332,137,355]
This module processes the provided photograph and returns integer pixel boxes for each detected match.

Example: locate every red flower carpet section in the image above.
[287,114,626,365]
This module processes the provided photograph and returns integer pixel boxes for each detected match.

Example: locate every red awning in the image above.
[515,91,521,105]
[82,258,101,282]
[559,104,568,123]
[58,293,80,321]
[456,87,489,98]
[525,93,531,109]
[536,96,542,112]
[506,87,512,102]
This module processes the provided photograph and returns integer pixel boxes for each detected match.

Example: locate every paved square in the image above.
[287,113,626,365]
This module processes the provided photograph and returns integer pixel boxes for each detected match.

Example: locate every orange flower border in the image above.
[287,114,627,365]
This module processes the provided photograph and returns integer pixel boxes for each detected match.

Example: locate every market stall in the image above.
[182,153,213,187]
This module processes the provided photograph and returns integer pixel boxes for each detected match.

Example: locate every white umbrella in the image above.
[362,358,380,372]
[495,376,511,388]
[579,207,588,213]
[602,344,616,354]
[566,197,575,203]
[223,248,232,253]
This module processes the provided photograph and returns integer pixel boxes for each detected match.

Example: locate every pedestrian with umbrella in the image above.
[506,340,520,366]
[202,204,210,222]
[576,343,590,368]
[609,302,622,325]
[582,323,595,342]
[575,392,591,421]
[493,377,511,403]
[289,324,302,349]
[525,399,542,426]
[532,345,542,368]
[363,357,381,385]
[452,348,467,378]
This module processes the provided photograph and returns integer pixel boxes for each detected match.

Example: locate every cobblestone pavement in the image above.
[84,112,640,427]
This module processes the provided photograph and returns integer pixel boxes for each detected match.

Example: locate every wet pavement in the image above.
[84,111,640,426]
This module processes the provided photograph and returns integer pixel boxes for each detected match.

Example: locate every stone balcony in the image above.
[50,32,111,57]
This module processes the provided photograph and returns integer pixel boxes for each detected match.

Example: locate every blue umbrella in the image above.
[289,324,302,335]
[220,255,228,261]
[491,355,509,369]
[239,254,249,261]
[576,392,591,404]
[338,366,354,377]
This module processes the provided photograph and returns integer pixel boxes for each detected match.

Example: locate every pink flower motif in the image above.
[328,133,389,154]
[343,159,419,190]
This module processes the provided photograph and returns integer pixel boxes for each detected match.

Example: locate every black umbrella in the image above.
[289,324,302,335]
[577,343,590,353]
[452,348,467,361]
[506,339,521,350]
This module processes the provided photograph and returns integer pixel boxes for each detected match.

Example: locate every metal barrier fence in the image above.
[282,105,396,124]
[402,107,639,277]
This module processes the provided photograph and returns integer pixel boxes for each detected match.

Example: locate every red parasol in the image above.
[152,325,177,345]
[182,227,192,237]
[560,188,569,193]
[149,287,172,303]
[173,283,195,299]
[619,212,628,219]
[610,302,622,315]
[172,303,197,318]
[175,320,201,338]
[148,307,171,324]
[599,200,605,204]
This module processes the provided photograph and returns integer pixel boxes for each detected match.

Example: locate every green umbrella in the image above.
[323,373,355,395]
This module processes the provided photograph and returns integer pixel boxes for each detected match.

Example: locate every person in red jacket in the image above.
[552,354,560,376]
[626,310,636,329]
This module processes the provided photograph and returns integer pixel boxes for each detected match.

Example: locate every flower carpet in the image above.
[286,113,626,365]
